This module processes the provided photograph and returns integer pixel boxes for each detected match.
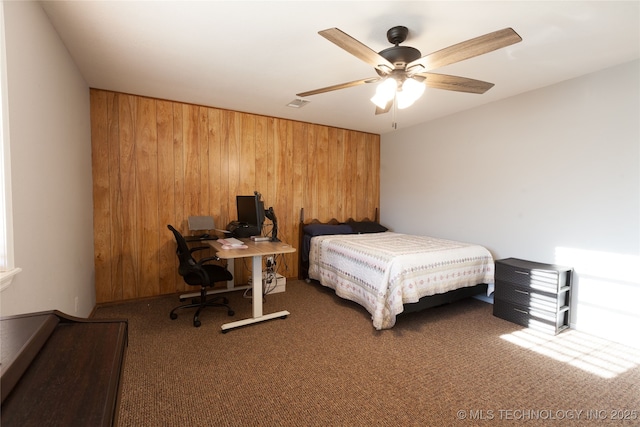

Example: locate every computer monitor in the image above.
[236,193,265,230]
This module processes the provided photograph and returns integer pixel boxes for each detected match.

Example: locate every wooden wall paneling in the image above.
[215,109,230,224]
[207,108,224,227]
[226,111,241,221]
[326,127,339,221]
[254,115,269,207]
[315,125,330,222]
[305,124,318,221]
[157,100,177,295]
[276,119,296,277]
[264,117,279,264]
[172,103,188,292]
[240,112,256,194]
[362,132,373,219]
[341,131,355,220]
[354,131,368,220]
[369,133,381,219]
[335,129,352,218]
[134,97,160,298]
[198,106,210,215]
[91,90,380,303]
[291,121,307,278]
[106,93,123,301]
[90,90,111,304]
[291,121,307,226]
[182,104,201,220]
[270,118,284,213]
[118,94,139,300]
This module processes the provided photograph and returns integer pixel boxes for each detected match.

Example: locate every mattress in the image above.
[308,232,494,329]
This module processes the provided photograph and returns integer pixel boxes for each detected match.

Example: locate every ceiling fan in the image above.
[297,26,522,115]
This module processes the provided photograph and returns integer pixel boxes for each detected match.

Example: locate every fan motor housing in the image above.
[376,45,421,76]
[375,26,422,75]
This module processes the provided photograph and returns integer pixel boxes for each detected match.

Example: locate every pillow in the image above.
[304,223,354,237]
[347,220,388,234]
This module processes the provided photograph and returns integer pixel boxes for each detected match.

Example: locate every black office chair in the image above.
[168,225,234,327]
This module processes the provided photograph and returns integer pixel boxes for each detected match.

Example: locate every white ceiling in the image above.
[40,1,639,135]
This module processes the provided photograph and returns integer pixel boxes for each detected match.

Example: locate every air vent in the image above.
[286,98,310,108]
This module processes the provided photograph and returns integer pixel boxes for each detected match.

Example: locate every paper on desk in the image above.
[219,238,248,250]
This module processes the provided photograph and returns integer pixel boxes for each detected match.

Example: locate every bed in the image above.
[298,212,494,329]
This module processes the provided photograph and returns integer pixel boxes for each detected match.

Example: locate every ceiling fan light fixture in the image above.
[370,78,397,109]
[397,78,425,109]
[371,78,398,108]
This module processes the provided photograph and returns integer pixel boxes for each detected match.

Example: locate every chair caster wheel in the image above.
[193,319,201,327]
[228,310,235,316]
[170,313,178,320]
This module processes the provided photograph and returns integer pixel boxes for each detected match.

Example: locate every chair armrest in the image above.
[189,245,210,255]
[197,256,221,265]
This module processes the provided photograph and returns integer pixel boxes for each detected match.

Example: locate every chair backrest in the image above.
[167,225,198,275]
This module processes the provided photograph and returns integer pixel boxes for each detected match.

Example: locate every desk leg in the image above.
[221,254,289,332]
[251,255,263,317]
[226,258,235,289]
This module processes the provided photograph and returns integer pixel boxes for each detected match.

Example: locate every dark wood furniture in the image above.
[1,310,128,427]
[493,257,573,335]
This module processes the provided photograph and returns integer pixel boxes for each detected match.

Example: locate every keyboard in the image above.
[219,237,244,247]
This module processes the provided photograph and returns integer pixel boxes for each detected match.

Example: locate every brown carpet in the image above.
[94,280,640,426]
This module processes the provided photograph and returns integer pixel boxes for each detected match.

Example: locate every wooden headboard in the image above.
[298,207,378,224]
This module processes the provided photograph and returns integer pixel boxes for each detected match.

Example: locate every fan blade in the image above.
[406,28,522,73]
[296,77,379,97]
[416,73,494,94]
[319,28,395,74]
[375,100,392,115]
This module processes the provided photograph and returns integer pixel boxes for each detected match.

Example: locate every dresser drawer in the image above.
[494,283,568,311]
[493,299,569,334]
[495,258,570,293]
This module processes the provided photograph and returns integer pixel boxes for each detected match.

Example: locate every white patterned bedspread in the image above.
[308,232,494,329]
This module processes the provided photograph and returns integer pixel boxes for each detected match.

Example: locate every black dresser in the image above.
[493,258,573,335]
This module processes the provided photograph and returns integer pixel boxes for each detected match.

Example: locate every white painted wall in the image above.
[0,1,94,317]
[381,60,640,347]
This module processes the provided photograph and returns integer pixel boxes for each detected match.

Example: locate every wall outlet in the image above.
[266,256,274,267]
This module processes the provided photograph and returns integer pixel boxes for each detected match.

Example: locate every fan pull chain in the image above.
[391,95,398,129]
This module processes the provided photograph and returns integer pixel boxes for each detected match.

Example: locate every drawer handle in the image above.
[515,270,530,276]
[514,289,529,295]
[513,308,528,314]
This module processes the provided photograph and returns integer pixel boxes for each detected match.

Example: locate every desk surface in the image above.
[208,239,296,259]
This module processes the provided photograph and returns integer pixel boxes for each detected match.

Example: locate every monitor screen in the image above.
[236,194,265,228]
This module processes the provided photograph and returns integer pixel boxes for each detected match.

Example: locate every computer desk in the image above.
[207,238,296,332]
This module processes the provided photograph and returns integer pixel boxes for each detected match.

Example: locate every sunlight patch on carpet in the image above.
[500,328,640,379]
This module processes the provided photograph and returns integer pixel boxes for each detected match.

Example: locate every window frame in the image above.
[0,1,21,291]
